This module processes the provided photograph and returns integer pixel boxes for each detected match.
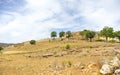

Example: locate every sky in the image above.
[0,0,120,43]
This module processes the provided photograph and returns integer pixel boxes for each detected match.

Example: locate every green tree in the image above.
[51,31,57,40]
[79,30,89,40]
[110,32,116,40]
[86,31,96,42]
[66,31,72,39]
[115,31,120,42]
[59,31,65,40]
[30,40,36,45]
[100,26,114,42]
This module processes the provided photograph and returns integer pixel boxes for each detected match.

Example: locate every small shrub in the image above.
[53,51,57,54]
[30,40,36,45]
[66,44,70,49]
[68,61,72,67]
[0,47,3,53]
[86,50,90,53]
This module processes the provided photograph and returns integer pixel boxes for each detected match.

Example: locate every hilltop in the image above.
[0,31,120,75]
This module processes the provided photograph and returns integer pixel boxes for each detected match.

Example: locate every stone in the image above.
[88,63,97,69]
[111,57,120,67]
[54,54,63,57]
[73,62,85,69]
[42,54,53,58]
[115,69,120,75]
[100,56,120,75]
[100,64,113,75]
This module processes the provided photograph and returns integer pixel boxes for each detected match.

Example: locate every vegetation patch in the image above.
[66,44,70,49]
[29,40,36,45]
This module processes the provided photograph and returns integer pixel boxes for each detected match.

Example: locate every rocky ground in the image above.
[0,39,120,75]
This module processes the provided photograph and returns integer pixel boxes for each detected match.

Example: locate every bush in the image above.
[68,61,72,67]
[0,47,3,51]
[30,40,36,45]
[66,44,70,49]
[53,51,57,54]
[109,40,117,43]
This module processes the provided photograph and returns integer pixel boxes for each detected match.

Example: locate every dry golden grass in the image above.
[0,37,120,75]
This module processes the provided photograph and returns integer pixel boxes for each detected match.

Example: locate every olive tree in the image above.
[115,31,120,42]
[86,31,96,42]
[100,26,114,42]
[51,31,57,40]
[66,31,72,39]
[59,31,65,40]
[79,30,89,40]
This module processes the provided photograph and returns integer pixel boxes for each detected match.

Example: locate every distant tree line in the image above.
[51,26,120,42]
[51,31,72,40]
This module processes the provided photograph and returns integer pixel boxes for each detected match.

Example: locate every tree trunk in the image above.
[53,37,55,40]
[90,38,92,42]
[106,37,108,42]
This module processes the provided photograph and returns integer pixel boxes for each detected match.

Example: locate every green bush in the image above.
[30,40,36,45]
[53,51,57,54]
[66,44,70,49]
[0,47,3,51]
[68,61,72,67]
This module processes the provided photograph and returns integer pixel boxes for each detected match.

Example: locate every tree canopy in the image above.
[86,31,96,42]
[115,31,120,41]
[66,31,72,39]
[51,31,57,39]
[100,26,114,41]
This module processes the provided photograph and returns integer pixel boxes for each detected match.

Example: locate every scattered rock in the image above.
[88,63,97,69]
[115,69,120,75]
[42,54,53,58]
[100,64,113,75]
[73,62,85,69]
[111,57,120,68]
[49,62,65,71]
[100,56,120,75]
[54,54,63,57]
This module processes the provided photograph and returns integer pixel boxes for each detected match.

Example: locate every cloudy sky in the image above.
[0,0,120,43]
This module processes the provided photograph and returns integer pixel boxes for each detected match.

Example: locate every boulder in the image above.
[100,64,113,75]
[115,69,120,75]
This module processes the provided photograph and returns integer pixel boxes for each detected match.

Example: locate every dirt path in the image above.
[3,51,29,54]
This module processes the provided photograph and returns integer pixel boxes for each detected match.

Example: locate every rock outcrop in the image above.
[100,56,120,75]
[115,69,120,75]
[100,64,113,75]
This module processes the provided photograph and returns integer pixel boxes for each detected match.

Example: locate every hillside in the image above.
[0,35,120,75]
[0,43,13,47]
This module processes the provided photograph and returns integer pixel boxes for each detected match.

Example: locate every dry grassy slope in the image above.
[0,33,120,75]
[2,32,96,54]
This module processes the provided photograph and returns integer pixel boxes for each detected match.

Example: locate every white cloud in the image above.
[0,0,120,43]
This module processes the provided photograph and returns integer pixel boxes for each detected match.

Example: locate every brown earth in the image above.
[0,38,120,75]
